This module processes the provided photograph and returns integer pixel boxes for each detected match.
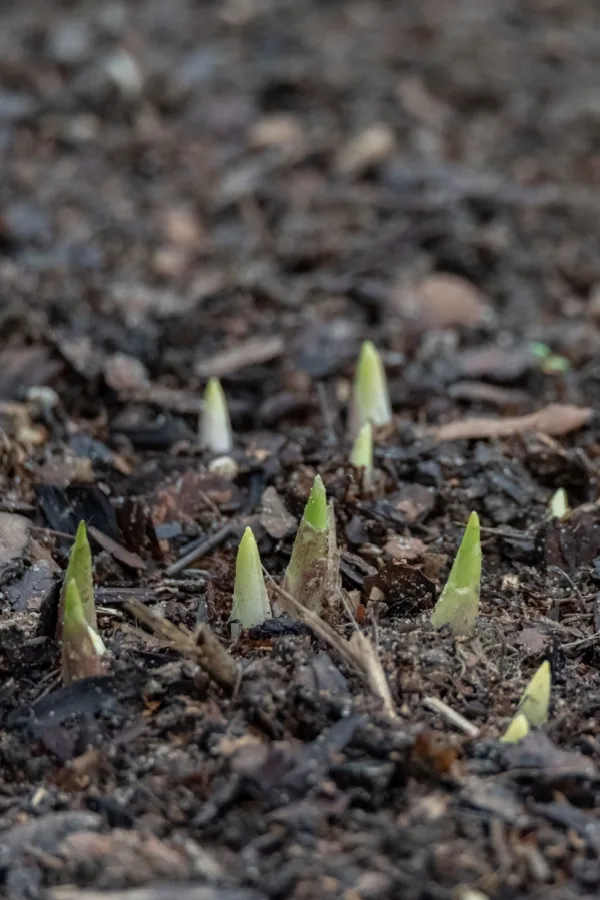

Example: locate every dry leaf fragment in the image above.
[433,403,593,442]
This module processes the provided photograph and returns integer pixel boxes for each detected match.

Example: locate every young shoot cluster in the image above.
[59,522,106,685]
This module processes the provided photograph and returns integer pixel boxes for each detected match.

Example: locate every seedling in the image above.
[517,660,551,726]
[500,712,529,744]
[529,341,570,375]
[230,526,271,638]
[200,377,233,453]
[350,422,374,489]
[58,523,105,683]
[431,512,481,637]
[350,340,392,435]
[550,488,569,519]
[63,520,96,632]
[283,475,338,614]
[61,579,106,685]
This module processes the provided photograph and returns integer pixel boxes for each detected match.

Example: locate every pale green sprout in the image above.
[431,512,481,637]
[500,712,529,744]
[64,520,96,631]
[230,527,271,638]
[350,340,392,435]
[550,488,569,519]
[350,422,373,489]
[58,521,106,684]
[283,475,338,615]
[200,377,233,453]
[517,660,551,726]
[61,579,106,685]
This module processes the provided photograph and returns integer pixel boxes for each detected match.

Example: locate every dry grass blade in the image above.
[268,578,396,718]
[123,597,239,693]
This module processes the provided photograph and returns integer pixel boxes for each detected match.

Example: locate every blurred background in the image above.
[1,0,600,421]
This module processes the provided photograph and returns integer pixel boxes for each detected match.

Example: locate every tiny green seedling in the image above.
[529,342,570,375]
[500,712,529,744]
[61,579,106,684]
[284,475,338,614]
[58,522,106,684]
[550,488,569,520]
[200,377,233,453]
[350,422,374,489]
[63,520,96,632]
[431,512,481,637]
[350,340,392,435]
[517,660,551,726]
[230,526,271,638]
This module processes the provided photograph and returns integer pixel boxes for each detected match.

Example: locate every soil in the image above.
[2,1,600,898]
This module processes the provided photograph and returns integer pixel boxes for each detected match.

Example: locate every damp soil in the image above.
[2,1,600,898]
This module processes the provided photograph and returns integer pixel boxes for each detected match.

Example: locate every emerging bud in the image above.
[283,475,338,615]
[350,340,392,435]
[63,520,96,633]
[200,377,233,453]
[431,512,481,637]
[230,527,271,638]
[549,488,569,520]
[61,579,106,685]
[517,660,551,726]
[350,422,374,489]
[500,712,530,744]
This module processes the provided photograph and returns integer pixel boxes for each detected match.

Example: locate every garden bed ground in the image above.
[2,1,600,898]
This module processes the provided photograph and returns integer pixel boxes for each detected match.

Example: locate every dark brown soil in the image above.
[2,1,600,898]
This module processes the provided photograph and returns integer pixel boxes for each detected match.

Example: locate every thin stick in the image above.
[165,523,234,576]
[123,597,239,692]
[423,696,480,737]
[562,630,600,651]
[266,575,396,718]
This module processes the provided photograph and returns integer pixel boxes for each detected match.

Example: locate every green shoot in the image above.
[528,341,570,375]
[230,527,271,638]
[63,520,96,632]
[61,579,106,685]
[303,474,328,531]
[200,377,233,453]
[431,512,481,637]
[500,712,529,744]
[350,340,392,435]
[517,660,551,726]
[550,488,569,519]
[350,422,373,489]
[284,475,338,614]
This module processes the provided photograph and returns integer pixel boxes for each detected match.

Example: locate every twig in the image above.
[123,597,239,693]
[547,565,587,614]
[423,696,480,737]
[266,575,396,718]
[562,630,600,651]
[165,523,234,576]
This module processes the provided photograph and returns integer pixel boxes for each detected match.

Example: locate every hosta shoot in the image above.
[200,377,233,453]
[431,512,481,637]
[550,488,569,519]
[230,527,271,638]
[61,578,106,685]
[517,660,551,726]
[350,340,392,435]
[350,422,373,489]
[283,475,338,614]
[63,520,96,632]
[500,712,529,744]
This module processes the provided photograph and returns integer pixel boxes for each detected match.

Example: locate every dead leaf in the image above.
[396,273,489,329]
[383,536,428,562]
[391,484,435,522]
[363,561,436,614]
[0,512,30,569]
[258,486,297,539]
[195,335,284,378]
[433,403,593,442]
[501,731,597,781]
[104,353,150,392]
[515,627,547,655]
[87,525,146,570]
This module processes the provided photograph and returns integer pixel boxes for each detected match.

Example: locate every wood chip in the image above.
[258,487,297,539]
[396,273,490,329]
[195,336,284,378]
[433,403,593,442]
[88,526,146,570]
